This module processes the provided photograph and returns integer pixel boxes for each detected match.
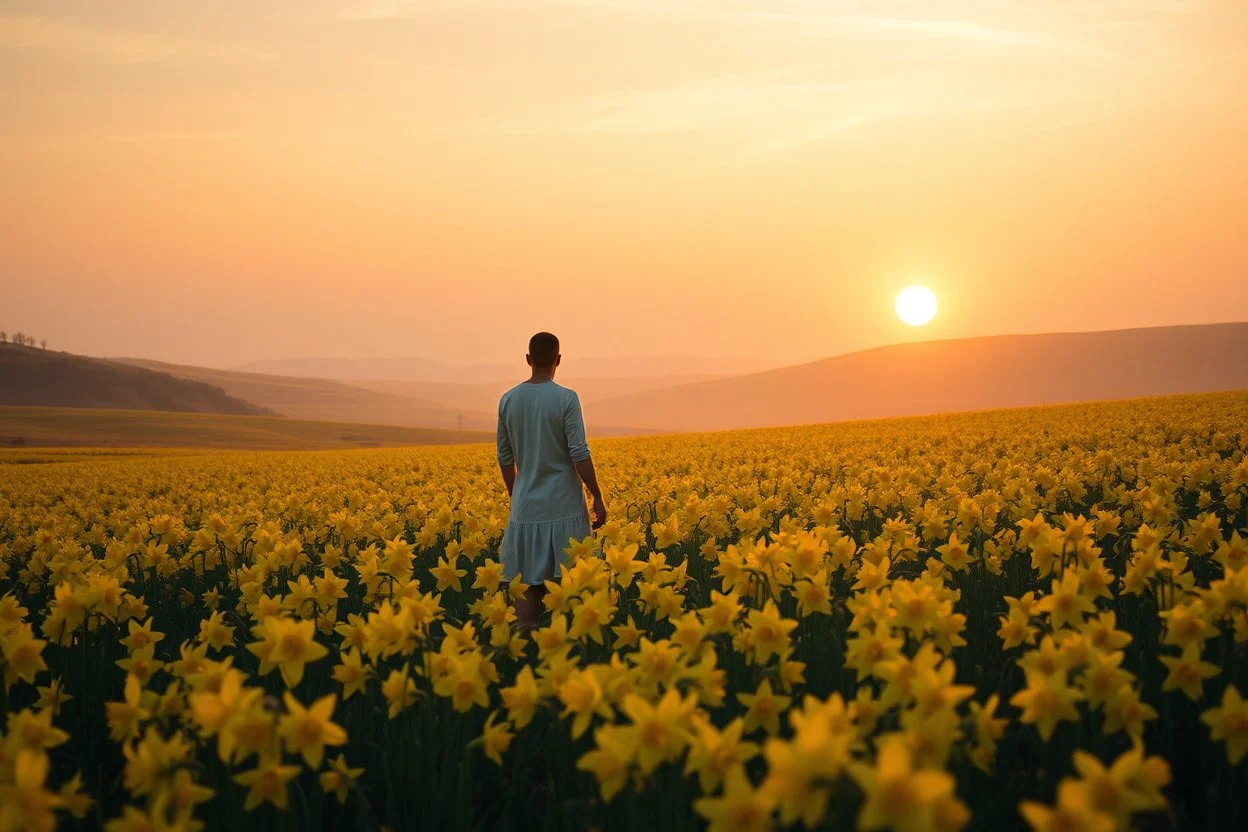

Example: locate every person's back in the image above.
[496,332,607,626]
[497,380,588,523]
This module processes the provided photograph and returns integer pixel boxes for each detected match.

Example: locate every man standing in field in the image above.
[497,332,607,627]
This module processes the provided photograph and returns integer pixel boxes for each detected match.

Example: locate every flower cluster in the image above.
[1,390,1247,830]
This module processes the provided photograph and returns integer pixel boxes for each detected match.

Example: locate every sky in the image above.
[2,0,1246,369]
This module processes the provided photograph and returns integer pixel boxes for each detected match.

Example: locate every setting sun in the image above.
[895,286,938,326]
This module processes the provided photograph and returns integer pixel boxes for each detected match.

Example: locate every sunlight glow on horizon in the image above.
[1,1,1246,367]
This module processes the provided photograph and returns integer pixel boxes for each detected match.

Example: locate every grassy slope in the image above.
[0,407,492,451]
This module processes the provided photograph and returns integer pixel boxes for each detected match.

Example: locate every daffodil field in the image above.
[4,390,1248,832]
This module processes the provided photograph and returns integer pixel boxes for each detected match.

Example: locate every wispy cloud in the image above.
[0,14,271,64]
[834,15,1099,53]
[496,58,1123,162]
[0,130,248,151]
[493,71,911,160]
[574,74,896,135]
[340,0,1112,55]
[105,131,247,143]
[341,0,1183,161]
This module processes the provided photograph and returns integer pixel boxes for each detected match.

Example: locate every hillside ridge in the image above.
[587,321,1248,432]
[0,344,274,416]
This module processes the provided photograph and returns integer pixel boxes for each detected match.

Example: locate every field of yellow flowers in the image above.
[3,390,1248,832]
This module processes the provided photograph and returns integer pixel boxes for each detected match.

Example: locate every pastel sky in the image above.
[2,0,1246,368]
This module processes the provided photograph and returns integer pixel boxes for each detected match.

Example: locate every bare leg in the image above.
[514,585,547,630]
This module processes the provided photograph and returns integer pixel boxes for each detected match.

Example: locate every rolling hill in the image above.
[0,407,493,451]
[23,322,1242,441]
[113,358,665,436]
[115,358,492,431]
[235,355,779,383]
[349,373,724,416]
[0,344,273,416]
[234,356,451,382]
[586,322,1248,432]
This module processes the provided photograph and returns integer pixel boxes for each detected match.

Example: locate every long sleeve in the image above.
[496,400,515,466]
[564,392,591,463]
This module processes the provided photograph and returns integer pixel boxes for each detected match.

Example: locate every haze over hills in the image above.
[0,344,274,416]
[234,356,450,382]
[10,323,1246,443]
[111,358,664,436]
[115,357,490,431]
[350,374,723,416]
[234,355,779,383]
[587,322,1248,433]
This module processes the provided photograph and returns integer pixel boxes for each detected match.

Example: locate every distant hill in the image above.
[350,373,724,415]
[234,356,452,382]
[0,406,492,451]
[115,357,492,431]
[113,358,660,437]
[235,355,779,383]
[0,344,273,416]
[587,322,1248,432]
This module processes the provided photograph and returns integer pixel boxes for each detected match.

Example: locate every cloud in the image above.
[339,0,1107,54]
[575,74,896,135]
[338,0,1194,58]
[0,14,271,64]
[835,15,1094,52]
[345,0,1176,160]
[496,57,1123,162]
[492,71,929,161]
[0,130,248,151]
[338,0,476,19]
[105,131,248,143]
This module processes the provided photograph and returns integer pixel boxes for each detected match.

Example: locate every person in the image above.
[496,332,607,628]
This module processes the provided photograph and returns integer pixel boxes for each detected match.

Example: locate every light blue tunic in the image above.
[496,380,592,582]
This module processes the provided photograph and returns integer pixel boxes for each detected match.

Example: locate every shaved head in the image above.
[528,332,559,369]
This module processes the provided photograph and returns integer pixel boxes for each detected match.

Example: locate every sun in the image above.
[895,285,937,326]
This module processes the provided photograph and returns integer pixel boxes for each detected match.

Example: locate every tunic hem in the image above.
[500,513,592,583]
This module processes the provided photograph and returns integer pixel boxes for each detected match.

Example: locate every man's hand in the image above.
[574,458,606,529]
